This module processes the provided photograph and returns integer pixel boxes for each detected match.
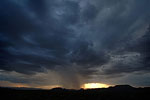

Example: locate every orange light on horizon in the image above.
[82,83,110,89]
[0,81,30,88]
[35,85,62,89]
[15,84,30,88]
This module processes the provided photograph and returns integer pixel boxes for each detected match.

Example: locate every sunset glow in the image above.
[82,83,110,89]
[0,81,30,88]
[36,85,62,89]
[0,0,149,90]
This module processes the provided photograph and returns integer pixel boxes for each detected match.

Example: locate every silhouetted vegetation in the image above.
[0,85,150,100]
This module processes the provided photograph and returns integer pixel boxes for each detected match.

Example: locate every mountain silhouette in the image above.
[0,85,150,100]
[109,85,134,89]
[113,85,134,88]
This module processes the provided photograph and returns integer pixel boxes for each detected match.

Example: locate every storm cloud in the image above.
[0,0,150,88]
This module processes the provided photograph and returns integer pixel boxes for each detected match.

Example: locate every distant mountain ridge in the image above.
[0,85,150,100]
[109,85,134,89]
[0,85,147,90]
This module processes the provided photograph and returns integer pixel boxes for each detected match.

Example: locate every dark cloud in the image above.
[98,26,150,76]
[81,3,98,22]
[0,0,150,88]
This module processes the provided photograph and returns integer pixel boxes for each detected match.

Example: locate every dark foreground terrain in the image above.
[0,85,150,100]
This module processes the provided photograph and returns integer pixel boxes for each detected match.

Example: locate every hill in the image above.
[0,85,150,100]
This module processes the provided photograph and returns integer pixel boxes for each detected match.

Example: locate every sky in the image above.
[0,0,150,89]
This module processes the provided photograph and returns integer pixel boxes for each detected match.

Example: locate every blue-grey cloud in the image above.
[0,0,150,88]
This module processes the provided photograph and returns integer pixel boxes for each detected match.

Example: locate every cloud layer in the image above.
[0,0,150,88]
